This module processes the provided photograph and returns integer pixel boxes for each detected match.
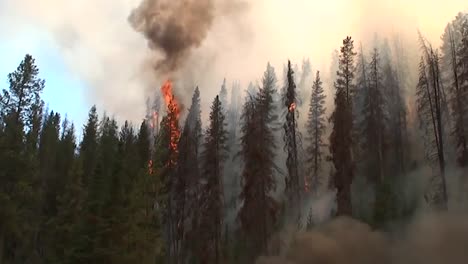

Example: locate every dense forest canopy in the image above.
[3,4,468,264]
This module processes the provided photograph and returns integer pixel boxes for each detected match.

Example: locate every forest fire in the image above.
[161,80,181,165]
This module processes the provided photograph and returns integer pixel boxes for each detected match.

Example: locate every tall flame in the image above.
[161,80,181,166]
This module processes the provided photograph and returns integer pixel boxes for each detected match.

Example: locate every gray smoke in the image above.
[257,212,468,264]
[128,0,248,76]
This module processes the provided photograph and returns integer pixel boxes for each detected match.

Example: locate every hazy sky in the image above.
[0,0,467,129]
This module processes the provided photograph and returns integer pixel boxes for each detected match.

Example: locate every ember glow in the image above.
[161,80,181,166]
[289,102,296,112]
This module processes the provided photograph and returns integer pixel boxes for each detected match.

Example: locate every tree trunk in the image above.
[336,180,352,216]
[0,232,4,264]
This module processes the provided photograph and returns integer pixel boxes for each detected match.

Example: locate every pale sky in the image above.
[0,0,467,129]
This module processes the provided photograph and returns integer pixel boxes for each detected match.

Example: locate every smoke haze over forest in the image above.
[3,0,468,263]
[1,0,467,123]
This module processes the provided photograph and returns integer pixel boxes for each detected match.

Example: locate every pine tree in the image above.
[246,82,257,98]
[445,15,468,166]
[46,119,79,263]
[329,36,357,216]
[39,111,62,217]
[298,58,312,106]
[220,79,228,112]
[176,87,202,262]
[381,47,408,177]
[361,48,386,185]
[0,54,45,263]
[306,71,327,194]
[199,95,228,264]
[153,89,181,264]
[238,63,279,260]
[283,60,302,211]
[416,33,448,209]
[79,106,99,187]
[225,81,242,210]
[137,120,151,170]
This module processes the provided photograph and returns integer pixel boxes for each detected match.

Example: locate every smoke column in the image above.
[129,0,248,76]
[129,0,214,75]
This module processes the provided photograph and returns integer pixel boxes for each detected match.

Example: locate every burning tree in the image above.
[283,60,302,213]
[153,80,182,264]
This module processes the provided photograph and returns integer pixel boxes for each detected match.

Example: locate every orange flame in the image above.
[161,80,181,166]
[289,102,296,112]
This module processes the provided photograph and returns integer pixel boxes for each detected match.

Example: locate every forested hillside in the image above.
[1,11,468,264]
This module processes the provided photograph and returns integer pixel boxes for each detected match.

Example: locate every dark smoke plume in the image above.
[129,0,247,76]
[257,213,468,264]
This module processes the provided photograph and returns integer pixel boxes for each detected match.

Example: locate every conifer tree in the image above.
[381,50,408,177]
[176,87,202,261]
[329,36,357,216]
[361,48,386,184]
[79,106,99,187]
[238,63,279,260]
[199,95,228,264]
[298,58,312,106]
[47,119,80,263]
[39,111,62,216]
[225,81,242,210]
[444,15,468,166]
[283,60,302,209]
[153,91,181,263]
[137,120,151,169]
[220,79,228,112]
[416,33,448,209]
[306,71,327,193]
[0,54,45,263]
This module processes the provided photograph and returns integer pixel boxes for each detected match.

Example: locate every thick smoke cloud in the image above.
[257,213,468,264]
[128,0,248,76]
[129,0,215,75]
